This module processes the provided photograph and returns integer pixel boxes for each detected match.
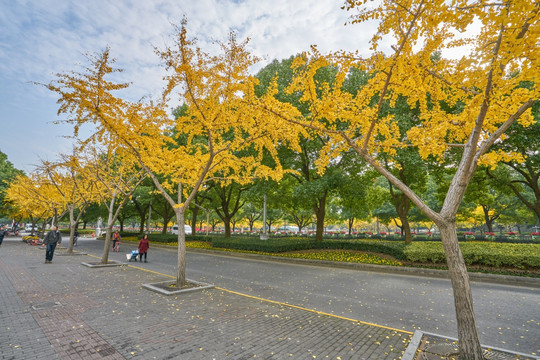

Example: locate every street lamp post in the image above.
[260,194,268,240]
[192,203,210,236]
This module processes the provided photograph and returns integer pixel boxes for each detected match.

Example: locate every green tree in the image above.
[463,169,521,232]
[256,57,349,241]
[255,2,539,357]
[488,104,540,223]
[204,181,248,237]
[0,150,24,218]
[238,201,262,232]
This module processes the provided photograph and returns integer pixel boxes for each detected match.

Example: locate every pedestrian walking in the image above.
[112,230,121,252]
[43,225,62,263]
[0,225,6,247]
[138,234,149,263]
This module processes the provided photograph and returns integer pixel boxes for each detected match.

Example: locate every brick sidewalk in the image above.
[0,240,411,359]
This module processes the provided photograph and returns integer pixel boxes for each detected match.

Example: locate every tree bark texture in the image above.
[67,207,76,254]
[224,217,232,238]
[175,210,187,287]
[438,222,484,360]
[313,192,327,241]
[389,180,412,243]
[100,197,116,265]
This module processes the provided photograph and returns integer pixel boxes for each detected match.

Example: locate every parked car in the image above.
[171,224,193,235]
[276,225,300,233]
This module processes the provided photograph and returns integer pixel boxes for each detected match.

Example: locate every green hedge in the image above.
[149,235,540,270]
[59,229,94,235]
[403,242,540,269]
[208,237,407,259]
[97,231,192,243]
[125,232,197,243]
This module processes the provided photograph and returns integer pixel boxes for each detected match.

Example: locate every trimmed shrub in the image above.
[208,237,407,259]
[403,242,540,269]
[151,235,540,270]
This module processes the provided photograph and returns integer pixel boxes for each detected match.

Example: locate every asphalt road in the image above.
[76,237,540,356]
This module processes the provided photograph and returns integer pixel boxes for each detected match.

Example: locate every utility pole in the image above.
[260,194,268,240]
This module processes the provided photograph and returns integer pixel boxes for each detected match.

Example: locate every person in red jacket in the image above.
[138,234,149,263]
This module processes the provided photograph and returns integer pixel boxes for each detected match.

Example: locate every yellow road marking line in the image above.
[107,259,412,335]
[129,265,176,277]
[87,254,176,278]
[215,286,412,334]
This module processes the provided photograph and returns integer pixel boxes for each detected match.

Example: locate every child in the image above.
[112,230,121,252]
[138,234,149,263]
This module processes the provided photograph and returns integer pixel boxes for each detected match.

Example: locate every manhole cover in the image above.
[31,301,62,310]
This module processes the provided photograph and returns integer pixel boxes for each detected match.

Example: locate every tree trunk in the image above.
[400,216,412,243]
[393,189,412,243]
[438,222,484,360]
[67,205,86,253]
[224,217,232,237]
[175,210,187,287]
[191,206,199,234]
[482,205,495,233]
[100,214,114,264]
[67,207,76,253]
[533,204,540,225]
[100,197,116,264]
[139,215,145,234]
[313,193,327,241]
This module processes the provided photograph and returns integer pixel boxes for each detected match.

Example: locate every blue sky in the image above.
[0,0,377,172]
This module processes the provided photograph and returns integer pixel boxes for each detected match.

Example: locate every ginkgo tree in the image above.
[39,151,102,253]
[253,0,539,358]
[44,20,300,286]
[5,174,49,231]
[139,23,301,286]
[85,146,147,264]
[6,172,67,230]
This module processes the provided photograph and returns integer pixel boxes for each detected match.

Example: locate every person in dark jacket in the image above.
[43,225,62,263]
[0,225,6,247]
[138,234,149,263]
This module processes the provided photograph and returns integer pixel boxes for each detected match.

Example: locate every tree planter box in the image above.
[81,260,125,268]
[142,279,214,296]
[403,330,539,360]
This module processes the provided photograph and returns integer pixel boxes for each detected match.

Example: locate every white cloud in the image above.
[0,0,378,171]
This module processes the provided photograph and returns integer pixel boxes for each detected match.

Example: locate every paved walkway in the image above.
[0,239,411,359]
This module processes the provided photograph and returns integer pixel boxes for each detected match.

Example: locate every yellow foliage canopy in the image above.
[287,0,539,169]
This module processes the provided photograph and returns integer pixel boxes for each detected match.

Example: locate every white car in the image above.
[171,224,192,235]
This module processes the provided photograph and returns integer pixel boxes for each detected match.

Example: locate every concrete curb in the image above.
[402,330,540,360]
[142,279,215,296]
[81,260,125,268]
[401,330,424,360]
